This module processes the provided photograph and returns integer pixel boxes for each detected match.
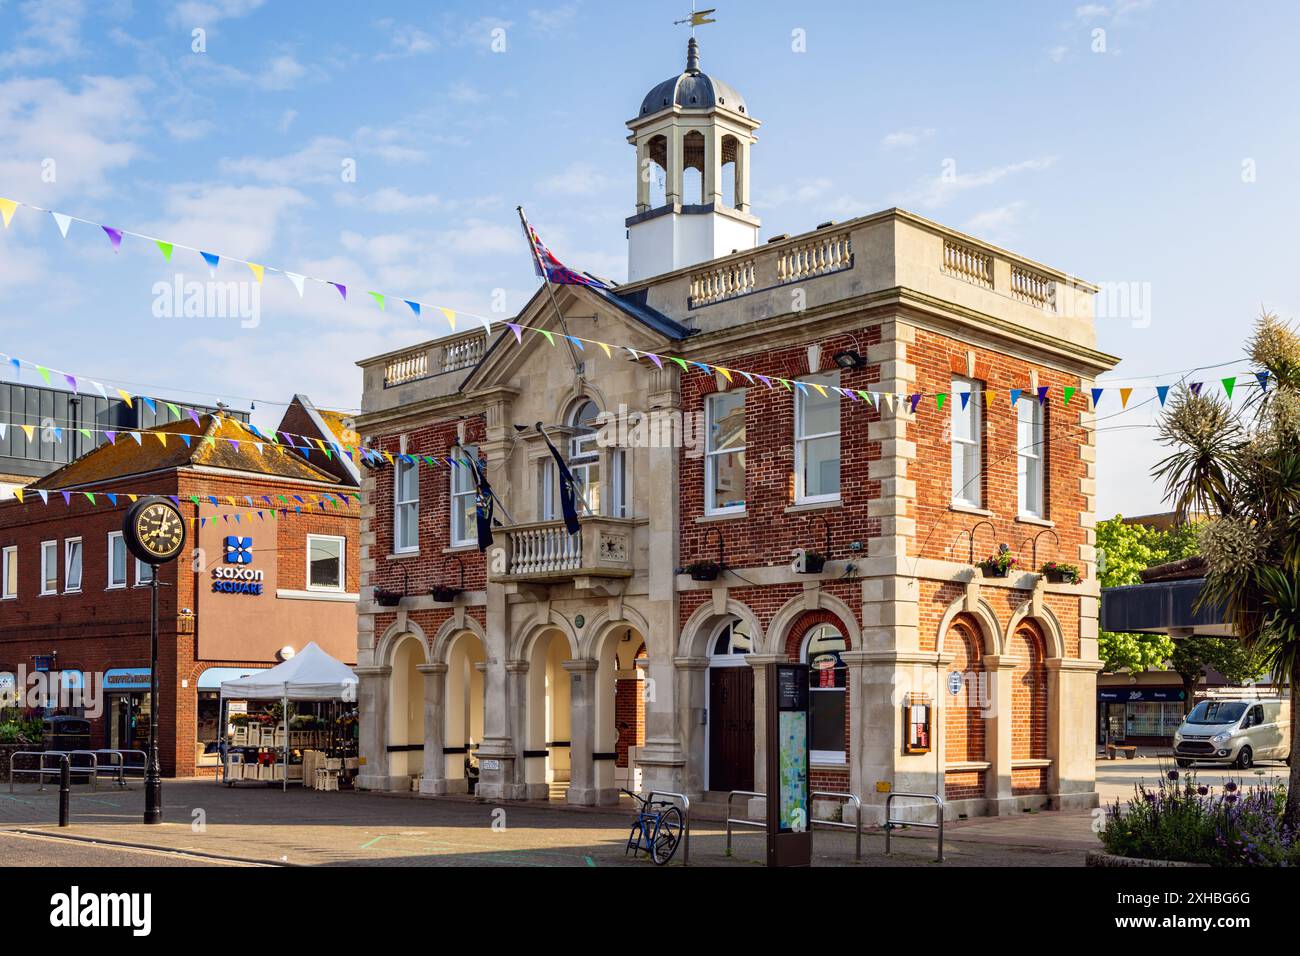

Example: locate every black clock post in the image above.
[123,496,187,826]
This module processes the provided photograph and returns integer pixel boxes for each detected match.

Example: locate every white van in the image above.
[1173,698,1291,769]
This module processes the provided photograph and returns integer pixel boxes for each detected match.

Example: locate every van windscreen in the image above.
[1185,701,1247,725]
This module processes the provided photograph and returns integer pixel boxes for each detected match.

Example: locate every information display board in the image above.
[765,662,811,867]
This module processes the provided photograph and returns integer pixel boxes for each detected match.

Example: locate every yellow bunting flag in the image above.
[127,494,138,502]
[154,432,167,446]
[809,380,827,396]
[12,489,22,504]
[440,307,456,330]
[246,262,265,284]
[717,367,734,383]
[116,389,133,408]
[20,425,34,441]
[0,198,17,228]
[597,342,611,358]
[1120,387,1133,408]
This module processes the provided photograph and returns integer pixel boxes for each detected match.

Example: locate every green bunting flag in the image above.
[156,240,173,262]
[1063,386,1076,405]
[1222,376,1236,399]
[935,393,946,410]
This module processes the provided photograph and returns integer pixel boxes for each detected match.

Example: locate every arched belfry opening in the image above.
[627,35,761,281]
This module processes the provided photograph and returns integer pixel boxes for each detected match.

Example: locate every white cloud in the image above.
[538,161,619,196]
[1047,44,1069,63]
[963,200,1029,246]
[276,109,297,133]
[881,127,936,150]
[186,53,310,92]
[139,184,309,260]
[892,157,1057,209]
[166,118,215,141]
[757,177,834,207]
[0,75,147,201]
[0,0,86,70]
[529,4,579,34]
[168,0,267,27]
[220,135,352,185]
[1074,4,1110,21]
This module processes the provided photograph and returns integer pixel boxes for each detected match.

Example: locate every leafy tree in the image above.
[1095,517,1194,673]
[1155,312,1300,825]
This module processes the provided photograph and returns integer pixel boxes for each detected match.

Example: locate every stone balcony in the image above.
[358,330,488,415]
[489,516,638,592]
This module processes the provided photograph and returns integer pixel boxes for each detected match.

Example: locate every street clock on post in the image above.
[124,496,187,565]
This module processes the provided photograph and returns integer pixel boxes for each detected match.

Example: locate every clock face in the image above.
[125,498,186,565]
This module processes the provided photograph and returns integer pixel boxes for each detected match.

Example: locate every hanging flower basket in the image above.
[373,587,403,607]
[1040,561,1081,584]
[799,549,828,573]
[430,585,462,603]
[683,560,721,582]
[976,553,1018,578]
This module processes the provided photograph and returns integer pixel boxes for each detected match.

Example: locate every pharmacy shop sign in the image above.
[212,536,264,596]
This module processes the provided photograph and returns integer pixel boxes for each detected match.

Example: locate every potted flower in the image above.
[373,587,403,607]
[1039,561,1081,584]
[682,559,722,582]
[976,552,1018,578]
[799,549,827,574]
[430,584,462,603]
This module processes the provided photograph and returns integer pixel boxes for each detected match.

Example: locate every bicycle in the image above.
[622,788,684,865]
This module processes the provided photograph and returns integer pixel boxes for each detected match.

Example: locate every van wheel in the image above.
[1235,746,1253,770]
[1175,758,1192,768]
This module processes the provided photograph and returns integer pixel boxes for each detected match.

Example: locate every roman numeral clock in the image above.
[124,495,187,565]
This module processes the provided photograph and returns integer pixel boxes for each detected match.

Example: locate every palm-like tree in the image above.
[1154,313,1300,826]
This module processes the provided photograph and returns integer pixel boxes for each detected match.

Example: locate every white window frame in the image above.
[704,390,746,515]
[568,403,602,517]
[107,531,127,589]
[951,376,984,509]
[794,371,841,505]
[1017,395,1045,519]
[609,448,628,518]
[40,540,58,595]
[135,557,154,586]
[306,533,347,592]
[801,624,848,765]
[450,446,478,547]
[64,538,82,593]
[393,457,419,554]
[2,546,16,600]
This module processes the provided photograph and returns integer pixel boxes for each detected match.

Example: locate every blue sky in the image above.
[0,0,1297,517]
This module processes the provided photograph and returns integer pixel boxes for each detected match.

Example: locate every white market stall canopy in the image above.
[219,642,357,702]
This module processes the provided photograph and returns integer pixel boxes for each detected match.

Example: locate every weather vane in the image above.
[674,3,717,36]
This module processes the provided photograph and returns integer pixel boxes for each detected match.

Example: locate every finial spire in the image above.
[686,36,700,74]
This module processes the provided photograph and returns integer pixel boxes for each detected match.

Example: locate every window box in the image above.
[372,587,403,607]
[1040,561,1081,584]
[976,552,1018,578]
[683,560,721,582]
[797,549,827,574]
[430,585,462,603]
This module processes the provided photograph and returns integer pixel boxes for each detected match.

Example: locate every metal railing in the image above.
[883,791,945,862]
[725,789,866,862]
[811,789,863,862]
[8,752,71,825]
[644,790,691,866]
[724,790,766,857]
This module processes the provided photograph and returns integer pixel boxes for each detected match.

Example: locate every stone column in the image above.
[674,656,709,797]
[353,665,390,791]
[1046,657,1103,811]
[416,662,448,795]
[635,137,651,212]
[476,579,516,800]
[503,660,532,800]
[839,650,872,820]
[704,128,722,205]
[563,658,601,805]
[745,653,788,817]
[982,653,1018,815]
[666,127,683,206]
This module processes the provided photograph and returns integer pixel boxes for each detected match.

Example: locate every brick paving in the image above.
[0,777,1097,867]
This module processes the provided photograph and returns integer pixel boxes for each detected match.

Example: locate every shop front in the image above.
[104,668,152,751]
[1097,686,1188,746]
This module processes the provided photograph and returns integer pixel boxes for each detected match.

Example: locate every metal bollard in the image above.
[58,758,70,827]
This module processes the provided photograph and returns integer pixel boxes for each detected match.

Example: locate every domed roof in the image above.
[638,37,748,117]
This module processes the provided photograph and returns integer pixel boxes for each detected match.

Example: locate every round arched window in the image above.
[711,617,755,656]
[801,624,847,763]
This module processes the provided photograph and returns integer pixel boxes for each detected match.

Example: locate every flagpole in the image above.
[517,205,583,383]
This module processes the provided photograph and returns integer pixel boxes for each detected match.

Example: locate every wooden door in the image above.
[709,666,754,792]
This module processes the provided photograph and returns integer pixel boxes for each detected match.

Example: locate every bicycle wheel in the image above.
[650,806,683,865]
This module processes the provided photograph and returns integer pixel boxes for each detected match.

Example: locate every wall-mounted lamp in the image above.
[832,349,866,370]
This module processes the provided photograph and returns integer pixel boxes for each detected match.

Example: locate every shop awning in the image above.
[219,642,357,701]
[197,667,262,690]
[1100,578,1232,637]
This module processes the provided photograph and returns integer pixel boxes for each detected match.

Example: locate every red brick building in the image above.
[0,405,359,776]
[350,38,1118,822]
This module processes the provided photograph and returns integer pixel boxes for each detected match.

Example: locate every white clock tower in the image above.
[625,36,761,282]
